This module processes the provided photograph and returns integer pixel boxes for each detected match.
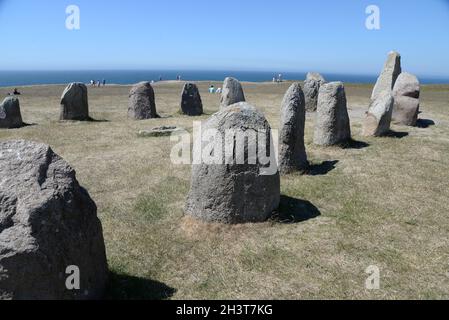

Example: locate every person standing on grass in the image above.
[103,79,106,87]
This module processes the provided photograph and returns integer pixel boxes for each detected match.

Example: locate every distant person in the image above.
[97,80,101,87]
[272,77,276,83]
[90,80,95,86]
[159,76,163,81]
[103,79,106,86]
[209,85,215,94]
[216,88,222,94]
[13,88,21,95]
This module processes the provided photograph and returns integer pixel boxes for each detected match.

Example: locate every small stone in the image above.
[60,83,90,121]
[128,82,159,120]
[138,126,185,137]
[314,82,351,146]
[180,83,203,116]
[0,97,23,128]
[304,72,326,112]
[220,77,245,110]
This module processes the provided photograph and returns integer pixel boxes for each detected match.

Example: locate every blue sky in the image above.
[0,0,448,77]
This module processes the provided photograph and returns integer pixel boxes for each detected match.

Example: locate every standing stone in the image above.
[128,82,159,120]
[362,93,394,137]
[304,72,326,112]
[279,83,308,174]
[392,72,420,126]
[180,83,203,116]
[0,140,108,300]
[220,77,245,109]
[185,102,280,224]
[314,82,351,146]
[0,97,23,129]
[60,83,90,121]
[371,51,402,100]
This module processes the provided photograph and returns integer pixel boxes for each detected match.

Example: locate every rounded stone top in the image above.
[393,72,420,98]
[129,81,154,96]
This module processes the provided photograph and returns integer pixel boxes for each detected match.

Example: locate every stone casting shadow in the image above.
[307,160,339,176]
[341,139,370,150]
[105,272,176,300]
[417,119,435,128]
[273,196,321,224]
[384,130,409,139]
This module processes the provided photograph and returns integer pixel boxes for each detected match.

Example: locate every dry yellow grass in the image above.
[1,81,449,299]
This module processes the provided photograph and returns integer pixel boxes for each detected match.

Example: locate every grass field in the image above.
[1,81,449,299]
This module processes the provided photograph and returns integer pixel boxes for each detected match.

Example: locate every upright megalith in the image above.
[60,83,90,121]
[304,72,326,112]
[185,102,280,224]
[0,97,23,128]
[392,72,420,126]
[314,82,351,146]
[362,93,394,137]
[180,83,203,116]
[279,83,308,174]
[0,140,108,300]
[128,81,159,120]
[371,51,402,101]
[220,77,245,110]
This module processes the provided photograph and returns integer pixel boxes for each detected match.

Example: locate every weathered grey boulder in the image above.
[220,77,245,109]
[128,82,159,120]
[362,93,394,137]
[180,83,203,116]
[392,72,420,126]
[60,83,90,121]
[304,72,326,112]
[279,83,308,174]
[371,51,402,101]
[314,82,351,146]
[0,140,108,300]
[185,102,280,224]
[0,97,23,129]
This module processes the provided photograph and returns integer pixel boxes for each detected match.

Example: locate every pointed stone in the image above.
[180,83,203,116]
[371,51,402,100]
[279,83,308,174]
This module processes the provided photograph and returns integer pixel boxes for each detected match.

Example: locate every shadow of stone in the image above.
[416,119,435,128]
[341,139,370,150]
[307,160,339,176]
[86,117,110,123]
[384,130,409,139]
[272,196,321,224]
[105,272,176,300]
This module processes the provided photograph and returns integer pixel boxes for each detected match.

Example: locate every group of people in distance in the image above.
[90,79,106,87]
[208,85,222,94]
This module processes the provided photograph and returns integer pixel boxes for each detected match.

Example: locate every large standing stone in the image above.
[392,72,420,126]
[314,82,351,146]
[185,102,280,224]
[0,97,23,129]
[0,140,108,300]
[362,93,394,137]
[303,72,326,112]
[128,82,159,120]
[180,83,203,116]
[371,51,402,101]
[220,77,245,109]
[279,83,308,174]
[60,83,90,121]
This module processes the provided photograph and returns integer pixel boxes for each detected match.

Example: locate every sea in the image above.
[1,70,448,87]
